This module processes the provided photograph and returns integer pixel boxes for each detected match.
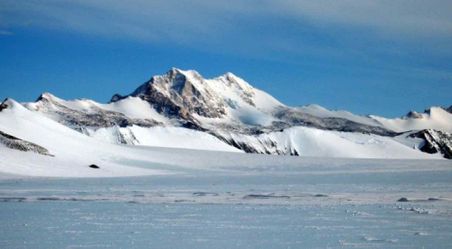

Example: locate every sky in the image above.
[0,1,451,117]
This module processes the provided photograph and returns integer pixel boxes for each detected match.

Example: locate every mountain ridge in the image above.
[2,68,452,159]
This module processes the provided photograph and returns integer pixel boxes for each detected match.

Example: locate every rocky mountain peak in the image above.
[112,68,259,109]
[117,68,227,119]
[168,67,203,80]
[406,110,423,119]
[130,68,206,96]
[36,92,58,102]
[162,68,206,96]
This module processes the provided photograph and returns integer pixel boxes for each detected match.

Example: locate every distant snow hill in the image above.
[1,67,451,169]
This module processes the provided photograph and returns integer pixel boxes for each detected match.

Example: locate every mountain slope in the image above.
[0,99,168,177]
[0,98,443,179]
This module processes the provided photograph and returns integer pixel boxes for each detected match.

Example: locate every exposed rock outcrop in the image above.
[0,100,8,112]
[0,131,53,156]
[34,93,161,130]
[444,106,452,114]
[409,129,452,159]
[126,68,227,119]
[274,107,397,136]
[406,111,423,119]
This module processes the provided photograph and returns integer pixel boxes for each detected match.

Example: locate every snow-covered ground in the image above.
[0,158,451,248]
[1,99,452,248]
[85,125,242,152]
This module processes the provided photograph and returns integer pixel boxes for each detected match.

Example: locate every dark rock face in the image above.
[110,94,123,103]
[0,131,53,156]
[0,100,8,112]
[274,108,397,136]
[89,164,100,169]
[210,131,300,156]
[445,105,452,114]
[130,82,184,118]
[410,129,452,159]
[406,111,423,119]
[36,95,161,130]
[126,69,227,119]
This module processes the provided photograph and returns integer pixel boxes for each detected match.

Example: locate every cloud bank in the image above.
[1,0,451,45]
[1,0,451,81]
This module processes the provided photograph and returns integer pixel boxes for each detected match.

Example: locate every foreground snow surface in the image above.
[1,158,452,248]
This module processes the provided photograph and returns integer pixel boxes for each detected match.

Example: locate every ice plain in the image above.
[1,155,451,249]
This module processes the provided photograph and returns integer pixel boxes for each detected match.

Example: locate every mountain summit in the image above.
[2,68,452,159]
[111,68,283,122]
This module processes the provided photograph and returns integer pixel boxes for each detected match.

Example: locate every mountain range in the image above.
[1,68,451,163]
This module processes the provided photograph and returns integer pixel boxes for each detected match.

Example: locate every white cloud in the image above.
[2,0,452,40]
[275,0,452,37]
[0,0,451,59]
[0,0,237,42]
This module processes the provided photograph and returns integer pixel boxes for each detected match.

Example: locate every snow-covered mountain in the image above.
[1,68,452,160]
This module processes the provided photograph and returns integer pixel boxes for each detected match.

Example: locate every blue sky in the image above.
[1,1,451,117]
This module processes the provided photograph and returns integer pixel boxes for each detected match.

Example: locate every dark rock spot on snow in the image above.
[89,164,100,169]
[397,197,409,202]
[67,198,94,202]
[313,194,328,197]
[0,197,27,202]
[192,192,219,197]
[174,199,194,203]
[37,197,99,202]
[243,194,290,199]
[37,197,60,201]
[398,197,441,203]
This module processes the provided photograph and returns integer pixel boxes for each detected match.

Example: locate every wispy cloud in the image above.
[0,0,451,68]
[0,0,236,42]
[0,1,450,115]
[0,30,12,35]
[275,1,452,37]
[1,1,451,42]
